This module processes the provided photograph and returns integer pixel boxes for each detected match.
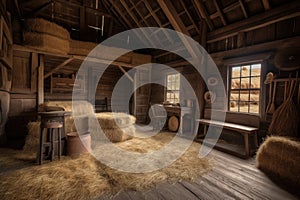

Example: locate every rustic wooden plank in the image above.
[207,1,300,43]
[38,54,44,105]
[44,58,74,79]
[262,0,271,11]
[117,65,133,82]
[213,0,227,26]
[157,0,199,60]
[192,0,214,31]
[30,52,38,93]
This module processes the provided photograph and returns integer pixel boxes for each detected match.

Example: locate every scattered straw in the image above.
[0,132,211,199]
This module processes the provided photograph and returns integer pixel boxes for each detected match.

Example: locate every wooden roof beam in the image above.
[108,0,151,46]
[213,0,227,26]
[207,1,300,43]
[142,1,174,44]
[192,0,214,31]
[262,0,271,11]
[157,0,199,60]
[119,0,158,46]
[179,0,200,34]
[44,58,74,79]
[238,0,248,18]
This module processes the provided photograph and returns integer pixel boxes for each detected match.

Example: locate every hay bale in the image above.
[23,32,70,54]
[40,101,95,115]
[24,18,70,40]
[101,126,135,143]
[256,136,300,194]
[69,39,97,55]
[95,112,136,129]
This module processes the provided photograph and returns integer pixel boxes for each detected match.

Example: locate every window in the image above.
[166,73,180,103]
[229,63,261,114]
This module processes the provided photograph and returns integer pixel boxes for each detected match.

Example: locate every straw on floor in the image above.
[0,132,211,200]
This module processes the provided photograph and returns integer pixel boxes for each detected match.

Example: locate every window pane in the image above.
[241,65,250,77]
[240,91,249,102]
[250,91,259,102]
[251,64,261,76]
[230,91,239,102]
[229,63,261,114]
[241,78,250,89]
[249,104,259,113]
[230,101,238,112]
[251,77,260,88]
[231,78,240,89]
[232,67,241,78]
[239,102,249,113]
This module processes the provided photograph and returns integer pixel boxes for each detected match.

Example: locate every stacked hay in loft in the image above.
[69,39,97,56]
[256,136,300,194]
[23,18,70,54]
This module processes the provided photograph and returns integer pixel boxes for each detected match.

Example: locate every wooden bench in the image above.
[196,119,259,157]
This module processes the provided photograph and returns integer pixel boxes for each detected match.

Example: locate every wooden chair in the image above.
[150,104,166,130]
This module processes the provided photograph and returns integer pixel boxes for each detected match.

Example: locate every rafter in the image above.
[117,0,157,47]
[108,0,152,46]
[262,0,271,10]
[44,58,74,79]
[142,1,174,44]
[238,0,248,18]
[24,1,52,18]
[212,0,227,26]
[207,1,300,43]
[157,0,199,60]
[192,0,214,31]
[179,0,200,34]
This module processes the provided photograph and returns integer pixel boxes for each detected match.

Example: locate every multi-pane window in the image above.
[229,63,261,114]
[166,74,180,103]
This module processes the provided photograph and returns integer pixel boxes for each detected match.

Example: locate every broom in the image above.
[268,80,299,137]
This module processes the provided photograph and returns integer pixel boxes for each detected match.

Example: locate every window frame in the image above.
[228,63,262,115]
[165,73,180,104]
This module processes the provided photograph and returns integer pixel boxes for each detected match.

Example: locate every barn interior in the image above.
[0,0,299,199]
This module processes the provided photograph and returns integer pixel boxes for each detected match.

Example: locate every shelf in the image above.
[50,76,84,94]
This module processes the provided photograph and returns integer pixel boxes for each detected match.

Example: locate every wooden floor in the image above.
[99,149,298,200]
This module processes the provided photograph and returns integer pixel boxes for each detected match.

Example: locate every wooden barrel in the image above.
[67,132,91,157]
[168,116,179,132]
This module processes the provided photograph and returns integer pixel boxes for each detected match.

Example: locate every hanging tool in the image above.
[268,81,277,114]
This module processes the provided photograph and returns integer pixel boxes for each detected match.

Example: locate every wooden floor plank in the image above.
[99,149,298,200]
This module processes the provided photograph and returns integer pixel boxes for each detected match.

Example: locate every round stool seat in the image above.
[41,121,63,129]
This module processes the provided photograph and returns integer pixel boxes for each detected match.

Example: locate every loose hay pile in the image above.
[0,133,211,199]
[256,136,300,194]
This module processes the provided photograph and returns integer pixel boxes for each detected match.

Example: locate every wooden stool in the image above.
[38,121,63,165]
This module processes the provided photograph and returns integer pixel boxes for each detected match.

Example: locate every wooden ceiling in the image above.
[8,0,299,55]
